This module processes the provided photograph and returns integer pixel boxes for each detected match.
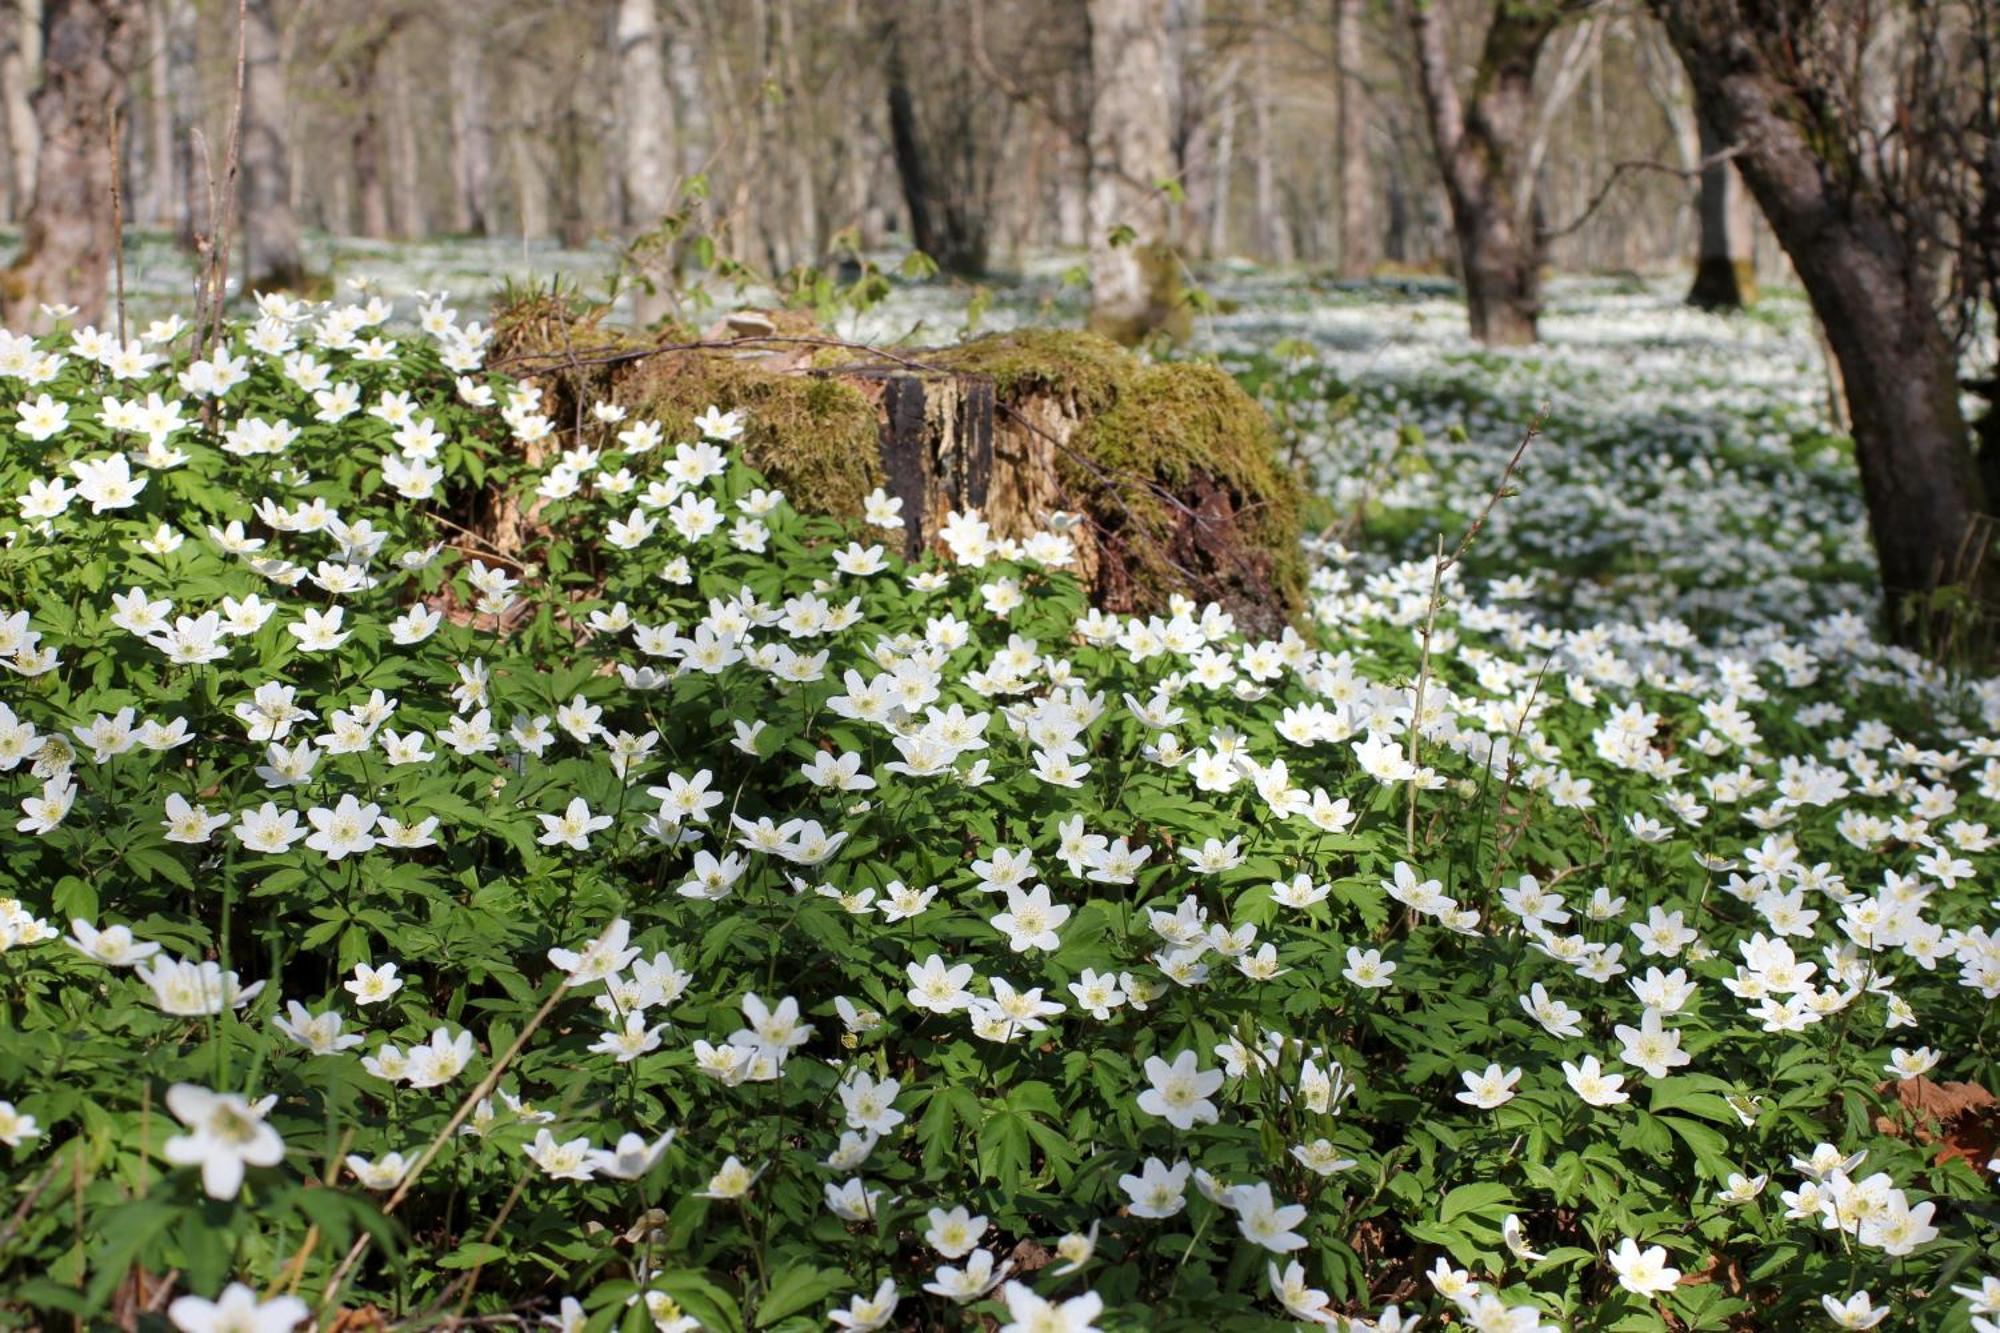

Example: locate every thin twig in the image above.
[1540,144,1748,244]
[314,980,569,1326]
[110,106,126,345]
[205,0,250,351]
[1402,409,1544,857]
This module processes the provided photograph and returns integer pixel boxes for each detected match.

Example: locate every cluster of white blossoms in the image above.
[3,278,1999,1331]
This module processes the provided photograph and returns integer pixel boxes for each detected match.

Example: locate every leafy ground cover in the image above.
[0,278,1997,1332]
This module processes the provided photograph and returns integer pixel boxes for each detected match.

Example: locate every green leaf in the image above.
[752,1264,847,1327]
[1438,1181,1515,1223]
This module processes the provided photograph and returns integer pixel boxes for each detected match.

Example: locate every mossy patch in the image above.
[490,291,884,521]
[486,295,1301,630]
[622,353,883,521]
[941,329,1304,630]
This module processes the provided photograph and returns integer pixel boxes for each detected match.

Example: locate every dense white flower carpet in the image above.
[1,283,1998,1332]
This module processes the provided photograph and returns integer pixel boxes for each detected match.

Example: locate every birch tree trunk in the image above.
[1685,111,1756,309]
[616,0,673,228]
[2,0,141,330]
[0,0,42,222]
[241,0,303,288]
[1085,0,1186,345]
[1334,0,1371,276]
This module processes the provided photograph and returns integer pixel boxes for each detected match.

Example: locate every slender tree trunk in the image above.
[510,120,549,241]
[446,20,489,234]
[881,12,989,276]
[141,0,172,225]
[1250,0,1289,263]
[241,0,302,288]
[165,0,196,245]
[616,0,673,227]
[1651,0,1985,641]
[2,0,141,330]
[1334,0,1371,276]
[1085,0,1186,345]
[1407,0,1564,345]
[351,70,388,240]
[387,37,421,237]
[0,0,43,222]
[1206,60,1235,256]
[1685,111,1756,309]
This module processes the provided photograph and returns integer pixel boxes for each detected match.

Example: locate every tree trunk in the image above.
[1334,0,1371,277]
[1651,0,1985,641]
[510,121,549,241]
[0,0,42,222]
[165,0,197,246]
[881,12,989,277]
[1085,0,1186,345]
[616,0,673,228]
[241,0,303,289]
[2,0,140,330]
[386,38,421,238]
[1407,0,1564,345]
[1685,111,1756,309]
[141,0,172,225]
[446,19,490,234]
[1250,0,1290,263]
[346,30,389,240]
[1204,52,1238,256]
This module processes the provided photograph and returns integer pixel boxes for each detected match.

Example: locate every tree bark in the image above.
[1650,0,1985,640]
[1685,110,1756,309]
[0,0,42,222]
[1334,0,1371,277]
[345,27,390,240]
[241,0,303,289]
[1407,0,1567,345]
[616,0,673,228]
[2,0,141,330]
[446,17,489,234]
[1085,0,1187,345]
[141,0,172,225]
[881,8,992,277]
[1250,0,1290,263]
[387,36,422,238]
[165,0,197,246]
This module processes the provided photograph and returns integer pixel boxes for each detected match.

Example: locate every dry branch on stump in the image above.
[486,299,1304,638]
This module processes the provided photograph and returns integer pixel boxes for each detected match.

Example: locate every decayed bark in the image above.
[2,0,142,330]
[1085,0,1187,345]
[241,0,304,289]
[1334,0,1372,277]
[1650,0,1985,638]
[1407,0,1574,345]
[1685,111,1756,308]
[0,0,42,221]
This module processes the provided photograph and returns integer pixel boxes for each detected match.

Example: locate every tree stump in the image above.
[486,302,1304,637]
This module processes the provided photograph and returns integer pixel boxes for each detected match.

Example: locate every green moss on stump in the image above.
[488,295,1302,630]
[623,352,884,522]
[941,329,1304,631]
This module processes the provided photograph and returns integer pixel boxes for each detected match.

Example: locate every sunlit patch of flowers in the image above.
[0,282,1997,1332]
